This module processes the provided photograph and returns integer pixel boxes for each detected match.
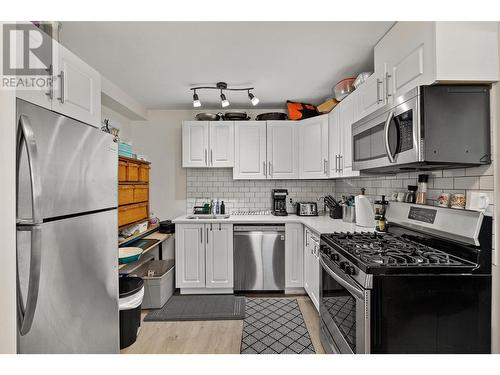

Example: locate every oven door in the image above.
[352,93,421,171]
[319,255,370,354]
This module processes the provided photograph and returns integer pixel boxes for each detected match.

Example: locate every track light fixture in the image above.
[190,82,259,108]
[192,90,201,108]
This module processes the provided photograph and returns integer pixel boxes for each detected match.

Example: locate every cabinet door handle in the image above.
[200,227,202,243]
[45,64,53,100]
[269,161,272,177]
[210,149,213,166]
[335,155,339,173]
[204,149,207,166]
[376,79,383,104]
[339,155,343,173]
[206,227,209,243]
[385,72,392,100]
[323,159,327,175]
[57,70,64,103]
[263,161,267,177]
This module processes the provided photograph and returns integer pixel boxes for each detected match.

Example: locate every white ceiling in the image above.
[59,22,394,110]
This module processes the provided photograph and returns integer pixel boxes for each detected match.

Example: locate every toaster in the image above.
[296,202,318,216]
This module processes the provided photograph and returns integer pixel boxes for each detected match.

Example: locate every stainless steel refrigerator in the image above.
[16,99,119,353]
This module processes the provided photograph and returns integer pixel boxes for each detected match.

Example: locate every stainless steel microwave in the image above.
[352,85,491,173]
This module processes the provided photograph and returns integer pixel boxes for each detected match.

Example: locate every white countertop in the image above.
[173,213,374,234]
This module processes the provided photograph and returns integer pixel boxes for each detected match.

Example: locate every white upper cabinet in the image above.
[52,42,101,127]
[328,108,342,178]
[15,24,101,127]
[206,223,233,289]
[182,121,209,167]
[375,22,499,106]
[328,94,360,178]
[298,115,329,179]
[339,94,359,177]
[267,121,299,179]
[357,73,385,119]
[183,121,234,168]
[233,121,267,179]
[209,122,234,167]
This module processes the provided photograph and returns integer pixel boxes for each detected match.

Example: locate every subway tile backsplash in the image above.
[186,169,336,214]
[335,163,495,216]
[186,164,494,216]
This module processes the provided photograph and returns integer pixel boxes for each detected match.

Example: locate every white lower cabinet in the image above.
[175,223,206,288]
[304,228,320,311]
[176,223,233,292]
[206,223,234,288]
[285,223,304,289]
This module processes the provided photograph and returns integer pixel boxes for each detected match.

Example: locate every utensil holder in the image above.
[342,206,356,223]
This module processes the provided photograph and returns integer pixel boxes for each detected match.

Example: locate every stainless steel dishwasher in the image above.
[234,224,285,291]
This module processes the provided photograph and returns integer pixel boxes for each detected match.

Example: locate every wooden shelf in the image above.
[118,224,160,246]
[119,232,172,273]
[119,155,150,165]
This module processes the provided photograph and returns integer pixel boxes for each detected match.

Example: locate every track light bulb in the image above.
[248,92,259,106]
[192,92,201,108]
[220,92,230,108]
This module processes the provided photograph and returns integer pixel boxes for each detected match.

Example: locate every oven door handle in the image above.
[384,111,396,163]
[320,256,365,300]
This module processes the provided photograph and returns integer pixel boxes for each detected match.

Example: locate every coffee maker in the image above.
[272,189,288,216]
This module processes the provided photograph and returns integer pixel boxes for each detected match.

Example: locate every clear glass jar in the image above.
[416,174,429,204]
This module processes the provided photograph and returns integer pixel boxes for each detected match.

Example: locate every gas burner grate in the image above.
[324,232,473,268]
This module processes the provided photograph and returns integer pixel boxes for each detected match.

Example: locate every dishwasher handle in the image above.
[233,225,285,232]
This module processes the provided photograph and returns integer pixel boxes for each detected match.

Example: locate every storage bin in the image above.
[127,162,139,182]
[118,202,148,227]
[118,185,134,205]
[133,185,148,203]
[133,260,175,309]
[138,164,150,182]
[119,142,133,155]
[118,161,127,182]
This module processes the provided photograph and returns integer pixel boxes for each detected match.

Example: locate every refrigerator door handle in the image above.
[17,225,42,336]
[17,115,42,224]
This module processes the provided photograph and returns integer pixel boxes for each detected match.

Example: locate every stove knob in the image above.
[346,265,356,276]
[339,261,347,270]
[320,245,328,254]
[332,253,340,262]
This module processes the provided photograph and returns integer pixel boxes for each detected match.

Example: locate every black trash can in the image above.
[119,276,144,349]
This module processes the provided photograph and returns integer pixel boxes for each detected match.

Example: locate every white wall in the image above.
[0,23,17,353]
[112,108,284,220]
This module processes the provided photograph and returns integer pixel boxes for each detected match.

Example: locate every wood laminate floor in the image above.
[121,295,325,354]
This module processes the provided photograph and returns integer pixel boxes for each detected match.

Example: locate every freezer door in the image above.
[17,99,117,222]
[17,209,119,353]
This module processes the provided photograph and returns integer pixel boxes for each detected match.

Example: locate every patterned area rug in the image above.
[240,298,315,354]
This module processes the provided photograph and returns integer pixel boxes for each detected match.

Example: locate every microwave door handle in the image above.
[320,256,364,299]
[384,111,396,163]
[17,225,42,336]
[17,115,42,224]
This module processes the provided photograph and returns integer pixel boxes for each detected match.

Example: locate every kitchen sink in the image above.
[186,214,231,220]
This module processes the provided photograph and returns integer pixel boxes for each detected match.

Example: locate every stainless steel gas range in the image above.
[319,202,492,354]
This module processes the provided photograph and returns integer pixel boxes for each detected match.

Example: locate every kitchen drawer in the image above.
[118,202,148,227]
[138,164,150,182]
[118,185,134,205]
[118,161,127,182]
[133,185,149,203]
[127,162,139,182]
